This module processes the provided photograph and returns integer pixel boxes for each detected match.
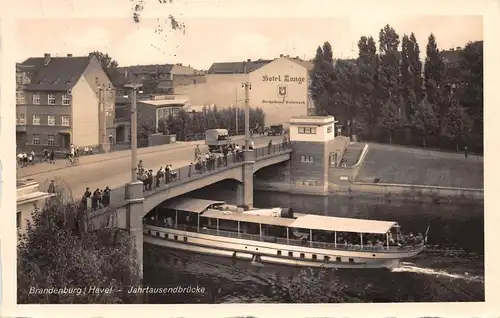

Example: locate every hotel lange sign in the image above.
[260,74,306,105]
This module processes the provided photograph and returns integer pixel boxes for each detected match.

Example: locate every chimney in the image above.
[44,53,51,66]
[247,59,251,62]
[67,53,73,57]
[280,54,284,57]
[456,46,462,50]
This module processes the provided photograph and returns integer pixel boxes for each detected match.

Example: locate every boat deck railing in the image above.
[144,221,424,253]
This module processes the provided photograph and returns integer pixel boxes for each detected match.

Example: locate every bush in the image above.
[17,183,141,304]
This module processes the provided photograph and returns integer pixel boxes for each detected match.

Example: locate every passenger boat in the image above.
[144,198,428,269]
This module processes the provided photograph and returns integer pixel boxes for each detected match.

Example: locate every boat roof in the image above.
[161,197,224,214]
[201,209,396,234]
[201,209,296,227]
[289,214,397,234]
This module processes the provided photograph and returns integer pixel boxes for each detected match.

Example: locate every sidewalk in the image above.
[17,135,252,178]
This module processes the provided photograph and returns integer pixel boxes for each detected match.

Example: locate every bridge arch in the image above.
[252,152,291,174]
[142,166,243,215]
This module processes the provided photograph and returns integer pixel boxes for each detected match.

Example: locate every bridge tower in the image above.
[288,116,338,195]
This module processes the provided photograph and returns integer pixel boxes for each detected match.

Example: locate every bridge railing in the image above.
[254,142,290,158]
[97,142,290,210]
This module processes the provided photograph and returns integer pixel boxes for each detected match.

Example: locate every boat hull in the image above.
[144,225,423,269]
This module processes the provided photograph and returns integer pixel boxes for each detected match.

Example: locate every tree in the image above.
[310,42,335,116]
[423,34,446,130]
[400,35,413,119]
[441,100,471,152]
[357,36,379,135]
[89,51,119,81]
[377,100,400,144]
[411,99,439,148]
[458,41,483,136]
[17,183,141,304]
[334,59,359,135]
[408,33,423,106]
[378,25,402,115]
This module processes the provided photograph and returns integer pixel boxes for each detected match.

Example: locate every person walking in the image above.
[464,145,468,159]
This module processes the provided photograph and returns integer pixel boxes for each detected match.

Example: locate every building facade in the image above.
[114,95,189,143]
[174,55,315,127]
[17,179,53,236]
[16,53,115,152]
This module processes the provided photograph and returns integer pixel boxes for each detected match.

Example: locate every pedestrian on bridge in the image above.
[47,180,55,194]
[194,145,201,161]
[102,186,111,207]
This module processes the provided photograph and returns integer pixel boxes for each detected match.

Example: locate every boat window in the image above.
[288,251,293,257]
[277,250,282,256]
[174,235,178,240]
[164,234,169,240]
[183,237,188,242]
[324,256,330,261]
[300,253,305,259]
[312,254,317,260]
[349,258,354,263]
[336,257,341,262]
[147,230,151,235]
[156,231,160,236]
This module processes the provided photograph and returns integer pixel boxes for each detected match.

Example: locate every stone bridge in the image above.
[88,142,291,230]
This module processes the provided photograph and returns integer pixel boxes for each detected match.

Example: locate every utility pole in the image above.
[235,88,239,135]
[242,82,251,150]
[125,83,143,182]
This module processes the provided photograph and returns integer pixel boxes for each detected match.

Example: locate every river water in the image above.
[143,183,484,303]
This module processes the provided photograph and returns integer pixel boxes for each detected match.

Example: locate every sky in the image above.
[13,0,484,70]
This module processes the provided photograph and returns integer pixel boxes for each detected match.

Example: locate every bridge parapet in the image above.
[89,142,291,215]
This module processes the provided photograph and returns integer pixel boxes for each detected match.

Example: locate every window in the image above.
[48,94,56,105]
[32,115,40,125]
[300,253,305,259]
[323,256,330,261]
[301,155,314,163]
[183,237,188,242]
[288,251,293,257]
[16,91,25,104]
[32,134,40,145]
[33,93,40,104]
[277,250,282,256]
[18,113,25,125]
[62,94,70,105]
[348,258,354,263]
[298,127,317,134]
[47,134,56,146]
[17,212,22,229]
[327,126,333,133]
[47,115,56,126]
[156,231,160,236]
[61,116,70,126]
[336,257,341,262]
[312,254,317,260]
[174,235,178,240]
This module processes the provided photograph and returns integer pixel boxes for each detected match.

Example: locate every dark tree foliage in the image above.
[310,26,483,153]
[17,183,141,304]
[139,106,265,140]
[356,36,379,135]
[89,51,119,81]
[310,43,335,116]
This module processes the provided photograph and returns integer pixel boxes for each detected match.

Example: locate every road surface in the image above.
[24,135,285,199]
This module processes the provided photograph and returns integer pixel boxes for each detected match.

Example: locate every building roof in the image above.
[289,214,397,234]
[20,56,91,91]
[116,64,174,75]
[207,59,274,74]
[207,56,313,75]
[160,197,224,213]
[183,105,205,113]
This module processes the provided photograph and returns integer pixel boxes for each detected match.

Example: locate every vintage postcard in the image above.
[0,0,498,317]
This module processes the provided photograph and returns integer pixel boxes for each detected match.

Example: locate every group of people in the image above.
[137,160,178,191]
[81,186,112,211]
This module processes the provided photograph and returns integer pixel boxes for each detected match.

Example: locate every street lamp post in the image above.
[242,82,251,150]
[125,83,143,182]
